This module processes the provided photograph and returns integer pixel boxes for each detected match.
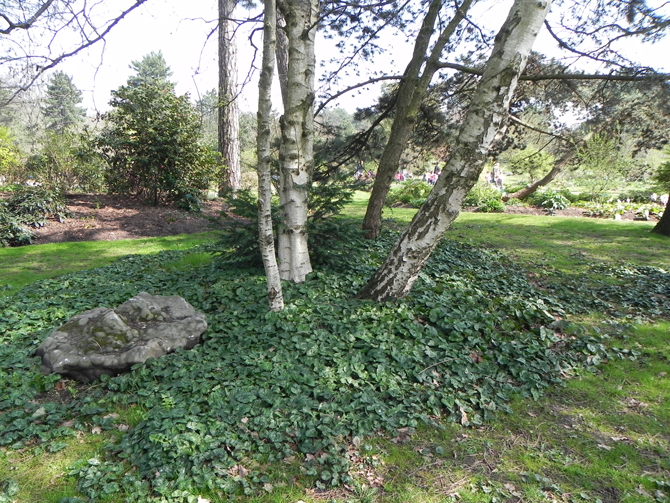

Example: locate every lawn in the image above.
[0,200,668,503]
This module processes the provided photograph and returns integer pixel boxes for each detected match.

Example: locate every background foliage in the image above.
[96,82,219,208]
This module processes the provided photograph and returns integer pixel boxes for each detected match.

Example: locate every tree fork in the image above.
[358,0,552,301]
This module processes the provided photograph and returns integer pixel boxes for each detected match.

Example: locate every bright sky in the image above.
[54,0,670,117]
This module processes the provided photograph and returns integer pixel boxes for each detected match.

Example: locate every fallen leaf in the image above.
[459,407,470,426]
[91,426,102,435]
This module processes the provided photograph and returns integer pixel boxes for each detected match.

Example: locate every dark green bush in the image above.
[617,189,654,203]
[215,182,355,268]
[6,186,72,228]
[0,204,34,247]
[97,82,218,207]
[524,189,571,208]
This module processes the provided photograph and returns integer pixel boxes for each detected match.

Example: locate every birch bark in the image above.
[362,0,474,239]
[276,0,317,283]
[358,0,552,301]
[257,0,284,311]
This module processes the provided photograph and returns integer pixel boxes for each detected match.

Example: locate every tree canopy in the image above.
[41,71,85,133]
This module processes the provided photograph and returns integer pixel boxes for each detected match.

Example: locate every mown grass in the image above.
[0,232,219,297]
[1,196,669,503]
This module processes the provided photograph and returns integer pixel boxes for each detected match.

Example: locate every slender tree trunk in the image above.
[218,0,241,192]
[358,0,552,301]
[257,0,284,311]
[362,0,474,239]
[276,0,317,283]
[652,196,670,236]
[275,13,289,106]
[503,149,574,201]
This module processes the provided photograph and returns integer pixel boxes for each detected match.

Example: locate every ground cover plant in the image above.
[0,209,669,502]
[0,232,218,297]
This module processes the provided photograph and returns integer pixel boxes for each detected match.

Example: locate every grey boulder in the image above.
[36,292,207,383]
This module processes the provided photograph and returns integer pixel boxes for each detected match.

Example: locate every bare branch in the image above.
[315,75,402,115]
[436,60,670,82]
[3,0,150,104]
[0,0,56,35]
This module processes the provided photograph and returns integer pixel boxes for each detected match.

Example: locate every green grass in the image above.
[343,191,670,272]
[0,231,219,296]
[1,196,669,503]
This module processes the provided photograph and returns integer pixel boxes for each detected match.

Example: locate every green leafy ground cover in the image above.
[0,232,218,296]
[0,208,669,502]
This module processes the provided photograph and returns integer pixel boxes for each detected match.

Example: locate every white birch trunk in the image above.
[257,0,284,311]
[276,0,317,283]
[358,0,552,301]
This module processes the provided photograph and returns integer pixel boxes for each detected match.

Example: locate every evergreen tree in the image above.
[127,51,173,87]
[41,71,85,133]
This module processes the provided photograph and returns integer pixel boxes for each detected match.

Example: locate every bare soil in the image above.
[29,193,654,245]
[32,193,227,245]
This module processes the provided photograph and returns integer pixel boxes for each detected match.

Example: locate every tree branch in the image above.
[436,60,670,82]
[315,75,402,115]
[4,0,150,104]
[0,0,56,35]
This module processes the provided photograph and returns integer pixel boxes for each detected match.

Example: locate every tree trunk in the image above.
[257,0,284,311]
[358,0,552,301]
[275,13,289,106]
[503,149,574,201]
[276,0,317,283]
[362,0,474,239]
[652,196,670,236]
[218,0,241,192]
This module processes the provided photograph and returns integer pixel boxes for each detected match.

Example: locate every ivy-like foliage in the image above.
[0,232,665,500]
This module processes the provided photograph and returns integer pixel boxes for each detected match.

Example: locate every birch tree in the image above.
[257,0,284,310]
[275,0,319,283]
[358,0,552,301]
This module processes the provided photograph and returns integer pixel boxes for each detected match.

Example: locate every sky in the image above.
[52,0,670,117]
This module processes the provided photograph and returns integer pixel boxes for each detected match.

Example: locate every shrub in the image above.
[464,184,504,212]
[24,130,106,193]
[617,189,655,203]
[97,81,218,208]
[540,191,571,211]
[0,204,33,247]
[478,198,506,213]
[554,188,579,203]
[215,182,355,267]
[524,189,571,208]
[385,180,432,208]
[6,186,72,228]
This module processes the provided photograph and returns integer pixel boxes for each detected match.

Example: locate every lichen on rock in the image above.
[35,292,207,383]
